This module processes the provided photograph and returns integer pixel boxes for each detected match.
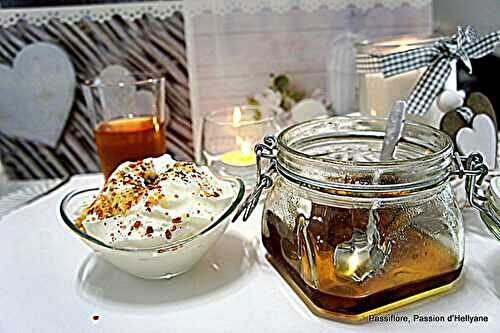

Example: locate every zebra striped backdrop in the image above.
[0,11,193,180]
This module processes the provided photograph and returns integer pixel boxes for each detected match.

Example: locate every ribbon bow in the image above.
[357,26,500,115]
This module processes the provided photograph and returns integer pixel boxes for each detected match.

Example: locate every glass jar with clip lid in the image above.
[233,116,500,322]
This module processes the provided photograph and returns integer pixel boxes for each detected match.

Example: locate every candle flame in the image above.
[378,37,424,53]
[240,139,252,157]
[235,136,252,157]
[233,106,242,127]
[396,43,410,53]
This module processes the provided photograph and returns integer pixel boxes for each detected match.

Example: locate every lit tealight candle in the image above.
[220,136,256,166]
[219,107,257,167]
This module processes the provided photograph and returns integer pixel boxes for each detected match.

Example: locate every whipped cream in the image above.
[78,155,235,248]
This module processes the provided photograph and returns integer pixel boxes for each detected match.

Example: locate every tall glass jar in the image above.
[255,117,468,321]
[355,35,458,127]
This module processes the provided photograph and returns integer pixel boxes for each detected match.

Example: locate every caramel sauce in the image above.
[94,116,166,178]
[263,208,462,315]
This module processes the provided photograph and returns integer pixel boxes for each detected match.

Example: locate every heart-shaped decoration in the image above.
[456,113,497,169]
[441,92,497,141]
[0,42,75,147]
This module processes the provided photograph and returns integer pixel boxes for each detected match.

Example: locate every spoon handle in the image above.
[380,101,407,161]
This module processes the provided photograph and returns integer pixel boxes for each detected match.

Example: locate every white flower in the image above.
[290,98,328,123]
[254,88,283,113]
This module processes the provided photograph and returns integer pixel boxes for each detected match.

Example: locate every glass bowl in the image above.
[59,177,245,279]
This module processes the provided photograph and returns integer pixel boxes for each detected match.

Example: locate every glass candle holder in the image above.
[202,106,281,188]
[356,35,458,127]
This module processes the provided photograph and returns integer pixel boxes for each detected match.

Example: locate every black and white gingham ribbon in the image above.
[455,106,474,124]
[357,26,500,115]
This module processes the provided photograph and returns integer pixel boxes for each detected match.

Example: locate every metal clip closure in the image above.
[232,135,277,222]
[452,152,500,234]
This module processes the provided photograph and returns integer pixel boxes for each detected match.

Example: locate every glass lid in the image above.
[276,117,454,193]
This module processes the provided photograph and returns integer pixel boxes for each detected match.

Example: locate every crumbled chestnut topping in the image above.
[165,230,172,239]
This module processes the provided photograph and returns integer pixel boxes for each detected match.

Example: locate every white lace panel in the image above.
[0,0,432,28]
[184,0,432,15]
[0,1,184,27]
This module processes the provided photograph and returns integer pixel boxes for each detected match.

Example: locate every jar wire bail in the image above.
[232,135,277,222]
[451,152,500,239]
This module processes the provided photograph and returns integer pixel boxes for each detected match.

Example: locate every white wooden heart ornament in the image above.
[0,42,75,147]
[456,113,497,169]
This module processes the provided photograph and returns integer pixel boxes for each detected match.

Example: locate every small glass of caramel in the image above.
[82,71,167,178]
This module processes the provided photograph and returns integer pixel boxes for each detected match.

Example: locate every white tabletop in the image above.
[1,174,500,333]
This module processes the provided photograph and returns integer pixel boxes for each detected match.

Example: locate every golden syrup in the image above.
[263,209,462,319]
[94,116,166,178]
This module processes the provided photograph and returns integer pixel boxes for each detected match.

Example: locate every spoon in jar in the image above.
[380,100,407,161]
